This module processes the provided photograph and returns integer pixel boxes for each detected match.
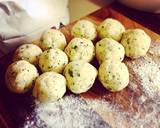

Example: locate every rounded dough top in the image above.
[64,60,97,94]
[33,71,66,102]
[13,44,42,65]
[96,38,125,64]
[65,38,95,62]
[71,20,97,40]
[121,29,151,58]
[39,48,68,73]
[97,18,125,41]
[5,60,39,93]
[98,60,129,92]
[41,29,67,50]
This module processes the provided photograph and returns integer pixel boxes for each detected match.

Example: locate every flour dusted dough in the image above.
[33,71,66,102]
[13,44,42,65]
[97,18,125,41]
[65,38,95,62]
[5,60,39,93]
[40,29,67,50]
[71,20,97,40]
[121,29,151,58]
[64,61,97,94]
[96,38,125,64]
[39,48,68,73]
[98,60,129,92]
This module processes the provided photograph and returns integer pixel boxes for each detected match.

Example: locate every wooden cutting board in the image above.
[0,3,160,128]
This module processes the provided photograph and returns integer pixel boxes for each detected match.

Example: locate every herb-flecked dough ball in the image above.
[64,61,97,94]
[97,18,125,41]
[121,29,151,58]
[13,44,42,65]
[96,38,125,64]
[5,60,39,93]
[98,60,129,92]
[65,38,95,62]
[71,20,97,40]
[33,71,66,102]
[39,48,68,73]
[40,29,67,50]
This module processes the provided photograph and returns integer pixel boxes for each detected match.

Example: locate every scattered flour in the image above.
[149,42,160,56]
[23,95,160,128]
[132,57,160,98]
[23,95,110,128]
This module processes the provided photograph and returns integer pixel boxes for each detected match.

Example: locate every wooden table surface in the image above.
[0,2,160,128]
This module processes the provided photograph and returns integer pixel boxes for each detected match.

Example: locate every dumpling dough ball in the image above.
[71,20,97,40]
[5,60,39,93]
[98,60,129,92]
[97,18,125,41]
[40,29,67,50]
[96,38,125,64]
[13,44,42,65]
[121,29,151,58]
[64,61,97,94]
[65,38,95,62]
[33,72,66,102]
[39,48,68,73]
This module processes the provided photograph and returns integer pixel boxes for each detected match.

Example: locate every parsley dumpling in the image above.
[64,61,97,94]
[96,38,125,64]
[65,38,95,62]
[121,29,151,58]
[33,72,66,102]
[40,29,67,50]
[71,20,97,40]
[98,60,129,92]
[5,60,39,93]
[97,18,125,41]
[39,48,68,73]
[13,44,42,65]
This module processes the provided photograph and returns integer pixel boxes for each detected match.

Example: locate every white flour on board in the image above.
[23,94,160,128]
[132,56,160,98]
[23,96,110,128]
[23,53,160,128]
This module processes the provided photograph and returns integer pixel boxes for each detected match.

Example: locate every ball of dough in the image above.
[39,48,68,73]
[97,18,125,41]
[71,20,97,40]
[33,71,66,102]
[121,29,151,58]
[65,38,95,62]
[64,61,97,94]
[40,29,67,50]
[5,60,39,93]
[13,44,42,65]
[98,60,129,92]
[96,38,125,64]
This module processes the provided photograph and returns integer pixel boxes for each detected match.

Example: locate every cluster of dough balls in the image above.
[121,29,151,58]
[39,48,68,73]
[40,29,67,50]
[6,18,152,102]
[33,72,66,102]
[96,18,129,91]
[71,20,97,40]
[13,44,42,65]
[5,60,39,93]
[97,18,125,41]
[98,60,129,92]
[64,61,97,94]
[96,38,125,64]
[65,38,95,62]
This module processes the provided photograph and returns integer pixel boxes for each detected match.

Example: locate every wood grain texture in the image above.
[0,3,160,128]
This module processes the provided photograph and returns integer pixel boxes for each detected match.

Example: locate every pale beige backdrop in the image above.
[68,0,113,22]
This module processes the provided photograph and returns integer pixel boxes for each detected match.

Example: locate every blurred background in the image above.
[68,0,113,22]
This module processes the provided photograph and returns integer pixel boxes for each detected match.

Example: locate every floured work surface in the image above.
[0,4,160,128]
